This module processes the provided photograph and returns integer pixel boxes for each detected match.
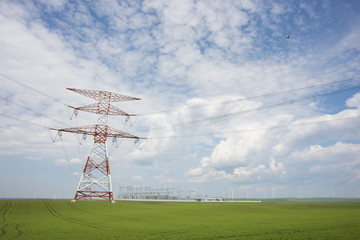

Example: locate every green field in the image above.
[1,199,360,239]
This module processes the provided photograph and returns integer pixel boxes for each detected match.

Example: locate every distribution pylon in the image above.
[57,88,141,202]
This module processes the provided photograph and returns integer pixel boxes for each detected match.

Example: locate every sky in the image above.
[0,0,360,199]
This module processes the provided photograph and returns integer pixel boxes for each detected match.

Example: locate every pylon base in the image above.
[74,190,114,202]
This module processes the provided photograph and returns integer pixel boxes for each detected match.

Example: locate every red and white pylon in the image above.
[57,88,141,202]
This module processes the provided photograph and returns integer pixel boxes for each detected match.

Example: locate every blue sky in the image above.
[0,0,360,199]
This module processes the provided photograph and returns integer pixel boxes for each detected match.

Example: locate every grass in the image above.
[1,199,360,239]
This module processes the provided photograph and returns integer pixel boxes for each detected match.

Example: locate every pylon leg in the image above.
[73,141,113,201]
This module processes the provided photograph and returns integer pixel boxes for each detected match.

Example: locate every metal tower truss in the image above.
[57,125,140,141]
[67,88,141,102]
[69,103,135,116]
[57,88,141,202]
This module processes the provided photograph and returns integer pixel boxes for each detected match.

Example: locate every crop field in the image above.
[1,199,360,239]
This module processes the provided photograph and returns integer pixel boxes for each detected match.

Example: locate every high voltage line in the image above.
[0,96,43,115]
[3,70,359,116]
[3,69,359,124]
[149,116,360,139]
[0,73,69,106]
[1,111,359,140]
[0,96,71,127]
[2,72,359,117]
[138,76,360,116]
[139,85,360,132]
[1,82,359,140]
[1,72,360,135]
[0,112,51,129]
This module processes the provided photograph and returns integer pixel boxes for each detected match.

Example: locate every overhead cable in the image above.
[139,76,360,116]
[0,96,71,127]
[149,115,360,139]
[0,112,51,129]
[140,85,360,132]
[0,73,69,106]
[0,96,71,125]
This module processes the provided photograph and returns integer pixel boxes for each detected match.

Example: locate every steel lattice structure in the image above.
[57,88,141,202]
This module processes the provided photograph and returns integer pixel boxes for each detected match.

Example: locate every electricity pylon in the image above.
[57,88,141,202]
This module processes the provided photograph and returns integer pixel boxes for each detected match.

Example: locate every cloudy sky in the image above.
[0,0,359,199]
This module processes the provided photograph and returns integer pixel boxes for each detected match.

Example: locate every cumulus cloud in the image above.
[54,158,82,166]
[131,175,144,181]
[346,92,360,108]
[153,174,175,183]
[291,142,360,174]
[187,91,360,191]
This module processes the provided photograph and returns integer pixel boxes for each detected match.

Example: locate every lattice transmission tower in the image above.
[56,88,141,202]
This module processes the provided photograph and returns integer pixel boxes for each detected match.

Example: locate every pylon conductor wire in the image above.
[56,88,142,202]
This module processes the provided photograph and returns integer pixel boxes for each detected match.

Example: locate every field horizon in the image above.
[2,197,360,202]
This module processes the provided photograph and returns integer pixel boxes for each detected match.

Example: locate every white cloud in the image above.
[187,91,360,188]
[186,167,202,176]
[55,158,82,166]
[153,174,174,183]
[271,3,286,16]
[37,0,67,11]
[288,142,360,186]
[131,175,144,181]
[346,92,360,108]
[292,142,360,163]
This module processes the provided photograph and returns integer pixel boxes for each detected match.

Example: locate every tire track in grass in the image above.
[0,201,11,236]
[1,201,22,238]
[43,201,96,228]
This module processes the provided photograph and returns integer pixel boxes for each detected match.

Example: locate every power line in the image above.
[139,85,360,132]
[139,76,360,116]
[2,72,360,137]
[0,96,42,115]
[0,112,50,129]
[2,108,359,141]
[149,115,360,139]
[0,73,69,106]
[0,96,70,127]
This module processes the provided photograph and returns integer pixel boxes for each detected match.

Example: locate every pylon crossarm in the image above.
[67,88,141,102]
[56,125,93,135]
[56,125,143,139]
[106,126,143,139]
[70,103,136,116]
